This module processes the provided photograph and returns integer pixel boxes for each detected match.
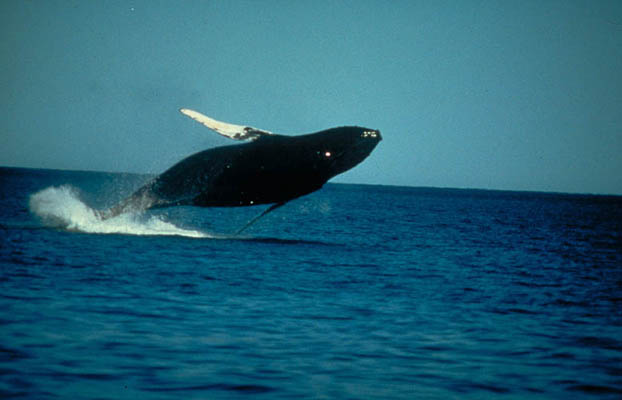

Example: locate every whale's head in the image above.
[301,126,382,180]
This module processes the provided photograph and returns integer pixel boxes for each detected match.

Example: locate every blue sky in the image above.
[2,0,621,194]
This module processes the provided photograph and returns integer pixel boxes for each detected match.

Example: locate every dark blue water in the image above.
[1,166,621,399]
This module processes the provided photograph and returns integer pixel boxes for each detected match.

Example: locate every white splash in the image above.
[29,185,210,238]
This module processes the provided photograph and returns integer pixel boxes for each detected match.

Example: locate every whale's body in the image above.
[104,110,382,224]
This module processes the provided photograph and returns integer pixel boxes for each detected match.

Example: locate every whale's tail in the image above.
[97,185,159,220]
[96,202,127,220]
[29,185,210,238]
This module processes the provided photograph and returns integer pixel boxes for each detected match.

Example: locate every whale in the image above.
[102,109,382,231]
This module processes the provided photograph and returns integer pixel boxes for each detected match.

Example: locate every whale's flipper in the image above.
[235,202,286,235]
[180,108,273,141]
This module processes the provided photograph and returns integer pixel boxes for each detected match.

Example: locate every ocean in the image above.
[1,166,621,399]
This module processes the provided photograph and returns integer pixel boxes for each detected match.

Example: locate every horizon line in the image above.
[1,164,620,198]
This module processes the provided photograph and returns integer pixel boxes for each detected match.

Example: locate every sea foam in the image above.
[29,185,209,238]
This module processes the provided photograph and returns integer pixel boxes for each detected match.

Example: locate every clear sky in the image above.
[2,0,621,194]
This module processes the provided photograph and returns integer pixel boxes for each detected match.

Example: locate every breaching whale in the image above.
[102,109,382,232]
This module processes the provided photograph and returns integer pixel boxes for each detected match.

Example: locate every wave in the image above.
[233,236,340,246]
[29,185,210,238]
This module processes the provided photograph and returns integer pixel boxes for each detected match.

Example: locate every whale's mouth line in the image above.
[327,139,379,173]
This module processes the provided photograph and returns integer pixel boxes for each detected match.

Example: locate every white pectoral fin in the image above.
[179,108,273,141]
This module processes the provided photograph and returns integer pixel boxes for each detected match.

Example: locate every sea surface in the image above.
[1,166,621,399]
